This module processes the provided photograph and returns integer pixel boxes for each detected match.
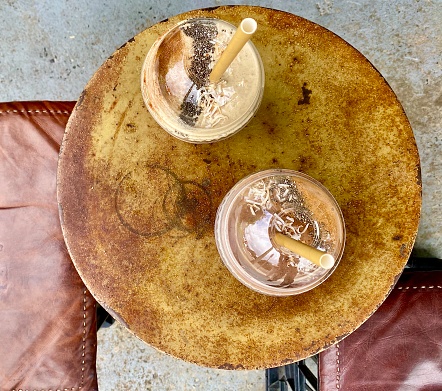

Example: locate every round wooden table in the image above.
[57,6,421,369]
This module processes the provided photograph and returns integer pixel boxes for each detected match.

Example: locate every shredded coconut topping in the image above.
[196,81,236,128]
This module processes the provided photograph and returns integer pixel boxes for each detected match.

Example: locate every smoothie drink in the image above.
[141,18,265,143]
[215,169,346,296]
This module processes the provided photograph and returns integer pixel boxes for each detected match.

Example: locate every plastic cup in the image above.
[141,18,265,144]
[215,169,346,296]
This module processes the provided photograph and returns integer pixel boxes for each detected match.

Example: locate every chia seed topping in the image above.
[182,20,217,88]
[180,20,218,127]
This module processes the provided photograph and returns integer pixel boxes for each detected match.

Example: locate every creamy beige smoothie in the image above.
[215,170,346,296]
[141,18,264,143]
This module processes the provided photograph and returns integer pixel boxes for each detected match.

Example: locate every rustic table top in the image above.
[57,5,421,369]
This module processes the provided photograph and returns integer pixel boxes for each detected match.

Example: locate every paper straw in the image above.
[209,18,257,83]
[274,232,335,269]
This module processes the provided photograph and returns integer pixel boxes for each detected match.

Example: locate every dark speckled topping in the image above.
[179,20,217,125]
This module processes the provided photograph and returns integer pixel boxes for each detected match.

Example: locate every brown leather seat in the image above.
[0,102,98,390]
[319,269,442,391]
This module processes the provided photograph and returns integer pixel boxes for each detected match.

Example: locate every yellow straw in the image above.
[209,18,258,83]
[274,233,335,269]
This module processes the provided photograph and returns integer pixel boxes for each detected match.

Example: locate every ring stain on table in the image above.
[115,164,212,238]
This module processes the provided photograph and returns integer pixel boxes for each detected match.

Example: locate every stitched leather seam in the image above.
[336,343,341,389]
[0,109,71,115]
[6,105,82,391]
[331,285,441,389]
[12,291,86,391]
[397,285,442,290]
[81,288,87,388]
[12,294,86,391]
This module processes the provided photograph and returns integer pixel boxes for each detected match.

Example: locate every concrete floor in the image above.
[1,0,441,389]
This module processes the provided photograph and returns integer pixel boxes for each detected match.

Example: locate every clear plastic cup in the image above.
[141,18,265,143]
[215,169,346,296]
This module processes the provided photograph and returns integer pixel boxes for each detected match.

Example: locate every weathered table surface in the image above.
[57,5,421,369]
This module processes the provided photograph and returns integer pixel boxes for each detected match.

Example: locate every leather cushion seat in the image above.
[319,269,442,391]
[0,102,98,390]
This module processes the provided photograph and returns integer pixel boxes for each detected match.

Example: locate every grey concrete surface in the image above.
[97,321,265,390]
[1,0,440,389]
